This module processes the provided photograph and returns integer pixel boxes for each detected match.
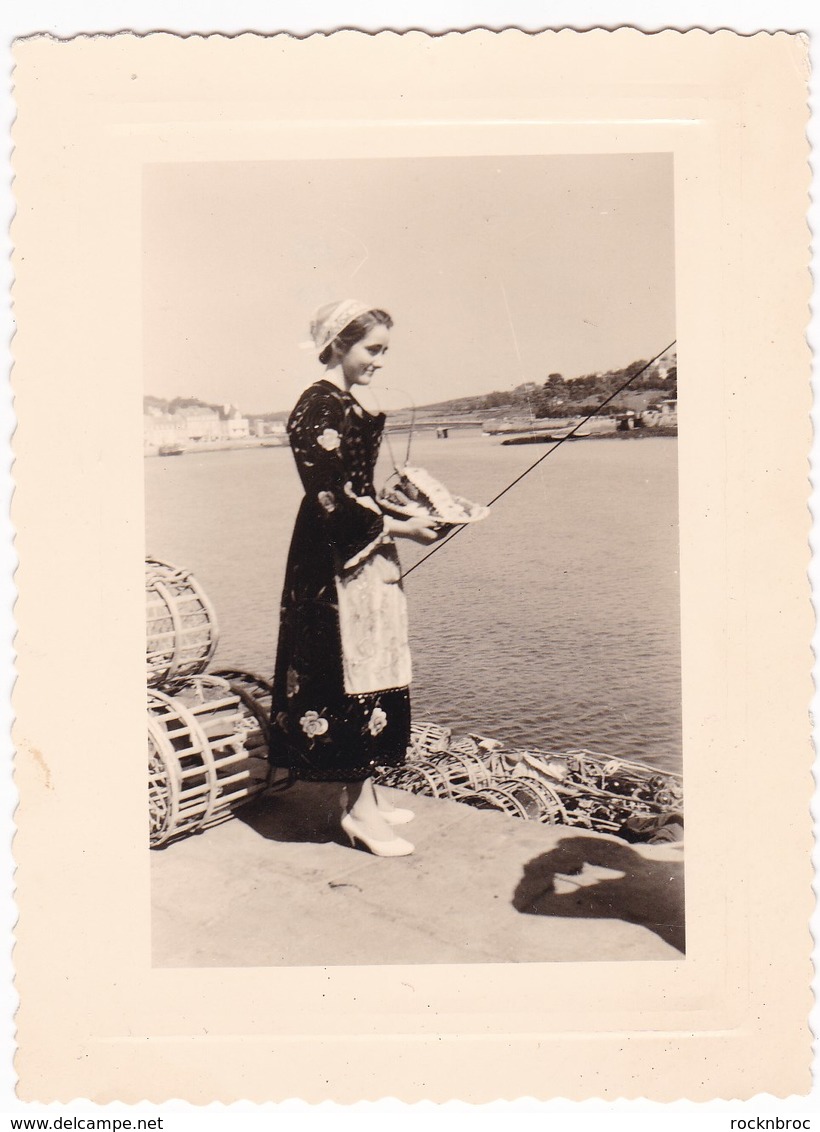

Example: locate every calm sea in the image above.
[145,431,681,772]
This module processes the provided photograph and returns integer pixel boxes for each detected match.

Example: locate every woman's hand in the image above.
[385,514,440,544]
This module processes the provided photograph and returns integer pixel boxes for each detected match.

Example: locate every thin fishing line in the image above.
[404,399,416,466]
[500,282,536,433]
[499,282,550,512]
[380,418,402,477]
[373,385,417,475]
[402,338,677,579]
[500,284,524,372]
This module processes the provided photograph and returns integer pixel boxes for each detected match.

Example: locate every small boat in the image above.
[158,444,185,456]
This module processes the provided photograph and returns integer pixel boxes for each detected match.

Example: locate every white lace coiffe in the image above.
[301,299,375,355]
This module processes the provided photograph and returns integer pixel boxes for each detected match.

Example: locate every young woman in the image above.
[268,300,437,856]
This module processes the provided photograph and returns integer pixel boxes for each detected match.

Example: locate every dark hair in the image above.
[318,308,393,365]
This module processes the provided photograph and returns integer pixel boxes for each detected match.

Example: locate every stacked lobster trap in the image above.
[146,558,683,848]
[376,722,683,842]
[145,558,273,847]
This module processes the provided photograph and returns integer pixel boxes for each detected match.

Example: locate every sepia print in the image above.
[11,30,811,1102]
[143,153,684,966]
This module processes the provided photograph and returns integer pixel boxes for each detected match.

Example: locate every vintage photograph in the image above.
[144,153,683,966]
[11,26,812,1103]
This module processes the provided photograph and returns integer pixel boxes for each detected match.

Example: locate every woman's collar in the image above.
[317,377,384,419]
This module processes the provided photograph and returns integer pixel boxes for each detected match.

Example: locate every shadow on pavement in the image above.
[513,835,685,954]
[236,781,344,845]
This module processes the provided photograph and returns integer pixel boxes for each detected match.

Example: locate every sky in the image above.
[143,153,675,416]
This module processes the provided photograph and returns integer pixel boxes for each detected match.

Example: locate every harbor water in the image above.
[145,431,681,772]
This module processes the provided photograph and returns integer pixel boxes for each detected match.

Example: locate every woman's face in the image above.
[338,324,390,387]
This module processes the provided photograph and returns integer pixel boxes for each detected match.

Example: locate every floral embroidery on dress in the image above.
[268,380,411,782]
[367,707,388,736]
[300,710,329,738]
[317,427,341,451]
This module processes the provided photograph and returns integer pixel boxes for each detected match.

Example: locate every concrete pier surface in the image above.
[151,784,685,967]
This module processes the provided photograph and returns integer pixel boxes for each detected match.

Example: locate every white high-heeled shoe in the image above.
[376,788,415,825]
[381,806,415,826]
[340,812,414,857]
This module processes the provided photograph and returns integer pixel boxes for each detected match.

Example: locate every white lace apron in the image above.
[335,547,412,694]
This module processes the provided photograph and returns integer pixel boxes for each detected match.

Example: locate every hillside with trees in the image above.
[412,356,676,420]
[145,354,676,425]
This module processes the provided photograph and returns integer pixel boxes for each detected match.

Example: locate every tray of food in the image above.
[379,465,491,526]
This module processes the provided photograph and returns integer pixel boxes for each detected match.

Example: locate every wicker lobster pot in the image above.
[148,673,270,847]
[376,760,454,800]
[408,721,452,759]
[145,557,218,687]
[211,668,274,717]
[424,749,496,794]
[459,776,568,824]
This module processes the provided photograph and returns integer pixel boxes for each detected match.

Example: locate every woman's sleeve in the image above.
[289,390,387,571]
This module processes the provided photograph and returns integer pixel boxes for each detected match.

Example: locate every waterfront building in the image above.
[143,411,187,451]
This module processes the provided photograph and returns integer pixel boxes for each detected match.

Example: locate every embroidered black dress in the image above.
[269,379,411,782]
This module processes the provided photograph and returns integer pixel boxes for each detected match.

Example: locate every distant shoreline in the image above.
[387,417,678,440]
[144,436,289,457]
[144,421,677,457]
